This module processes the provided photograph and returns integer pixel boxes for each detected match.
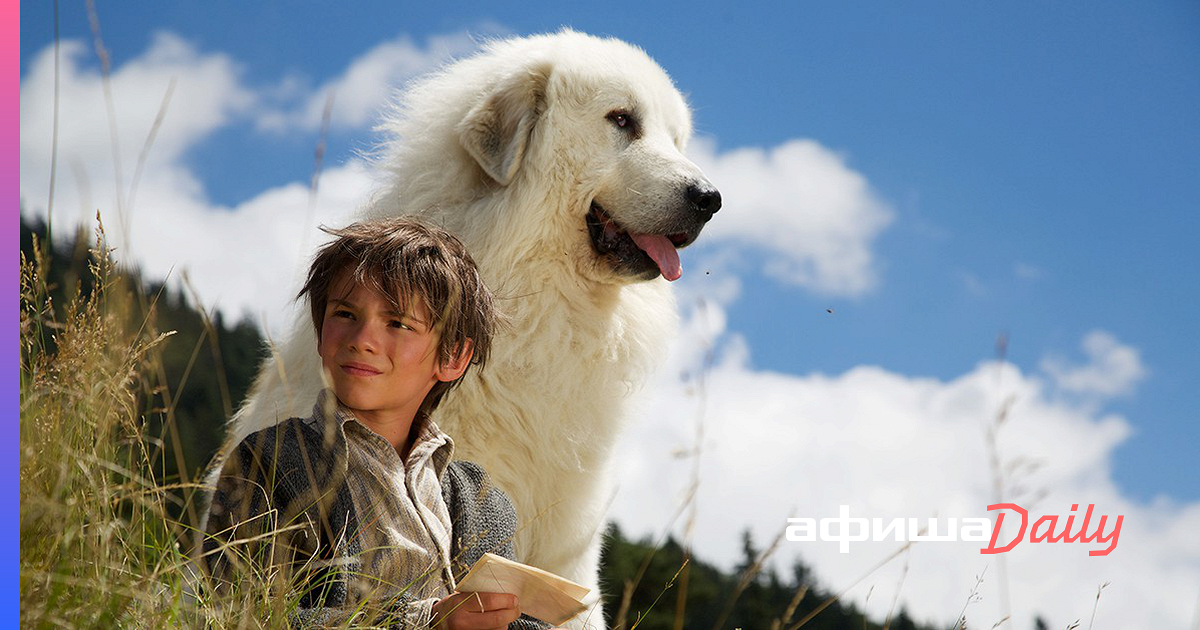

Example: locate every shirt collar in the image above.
[306,389,455,477]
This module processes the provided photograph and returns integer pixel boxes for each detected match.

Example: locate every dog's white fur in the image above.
[222,30,716,626]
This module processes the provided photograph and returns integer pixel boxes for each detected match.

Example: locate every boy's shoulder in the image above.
[441,460,516,523]
[222,414,344,482]
[444,459,488,485]
[229,415,320,454]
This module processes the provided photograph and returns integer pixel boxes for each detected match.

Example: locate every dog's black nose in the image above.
[687,184,722,221]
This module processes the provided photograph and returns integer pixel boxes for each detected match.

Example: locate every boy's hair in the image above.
[298,217,498,412]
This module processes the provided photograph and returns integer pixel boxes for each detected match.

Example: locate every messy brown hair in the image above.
[298,217,498,412]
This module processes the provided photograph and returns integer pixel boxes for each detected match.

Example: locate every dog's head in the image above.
[456,31,720,284]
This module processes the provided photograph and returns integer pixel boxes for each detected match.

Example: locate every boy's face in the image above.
[317,272,466,428]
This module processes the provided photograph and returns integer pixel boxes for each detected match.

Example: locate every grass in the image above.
[20,221,311,629]
[20,220,192,627]
[20,5,315,624]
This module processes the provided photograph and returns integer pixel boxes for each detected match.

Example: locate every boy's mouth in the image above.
[341,362,382,376]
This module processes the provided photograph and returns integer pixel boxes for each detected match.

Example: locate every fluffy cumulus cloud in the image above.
[20,32,253,233]
[19,32,383,332]
[688,137,894,297]
[18,30,500,335]
[1041,330,1147,399]
[610,282,1199,628]
[255,30,494,133]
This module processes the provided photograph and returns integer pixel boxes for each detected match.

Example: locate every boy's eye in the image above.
[332,309,354,319]
[390,320,412,331]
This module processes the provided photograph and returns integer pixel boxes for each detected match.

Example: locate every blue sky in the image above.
[19,2,1200,625]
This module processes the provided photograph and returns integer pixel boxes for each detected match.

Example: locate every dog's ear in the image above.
[457,64,550,186]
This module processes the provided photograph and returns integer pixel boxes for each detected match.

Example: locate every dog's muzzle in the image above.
[586,181,720,282]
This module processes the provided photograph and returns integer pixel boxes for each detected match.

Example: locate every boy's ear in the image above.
[435,340,475,383]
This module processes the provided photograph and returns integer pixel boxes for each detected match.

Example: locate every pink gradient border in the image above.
[6,0,21,610]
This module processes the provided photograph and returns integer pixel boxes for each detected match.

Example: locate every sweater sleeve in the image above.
[201,422,368,626]
[442,461,552,630]
[200,431,285,588]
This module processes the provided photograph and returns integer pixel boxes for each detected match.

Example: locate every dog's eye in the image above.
[607,111,636,132]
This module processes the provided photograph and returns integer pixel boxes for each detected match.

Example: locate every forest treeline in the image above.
[20,215,941,629]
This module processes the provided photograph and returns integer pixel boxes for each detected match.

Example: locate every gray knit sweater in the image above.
[202,414,547,629]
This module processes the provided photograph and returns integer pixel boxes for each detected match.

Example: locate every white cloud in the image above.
[255,30,491,133]
[611,292,1197,629]
[20,32,250,249]
[957,269,987,297]
[1015,262,1044,281]
[12,27,519,334]
[19,32,377,334]
[119,160,376,331]
[688,137,894,297]
[1041,330,1147,399]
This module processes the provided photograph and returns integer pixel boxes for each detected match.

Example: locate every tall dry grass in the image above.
[18,221,314,629]
[21,220,186,626]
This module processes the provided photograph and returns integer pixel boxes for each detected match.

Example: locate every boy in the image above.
[203,218,545,629]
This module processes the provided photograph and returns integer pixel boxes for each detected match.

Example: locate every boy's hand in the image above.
[431,591,521,630]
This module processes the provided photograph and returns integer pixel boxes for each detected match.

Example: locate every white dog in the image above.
[223,29,719,626]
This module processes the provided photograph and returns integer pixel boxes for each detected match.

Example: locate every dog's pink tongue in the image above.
[630,233,682,281]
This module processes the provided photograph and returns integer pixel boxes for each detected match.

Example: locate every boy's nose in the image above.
[347,324,379,352]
